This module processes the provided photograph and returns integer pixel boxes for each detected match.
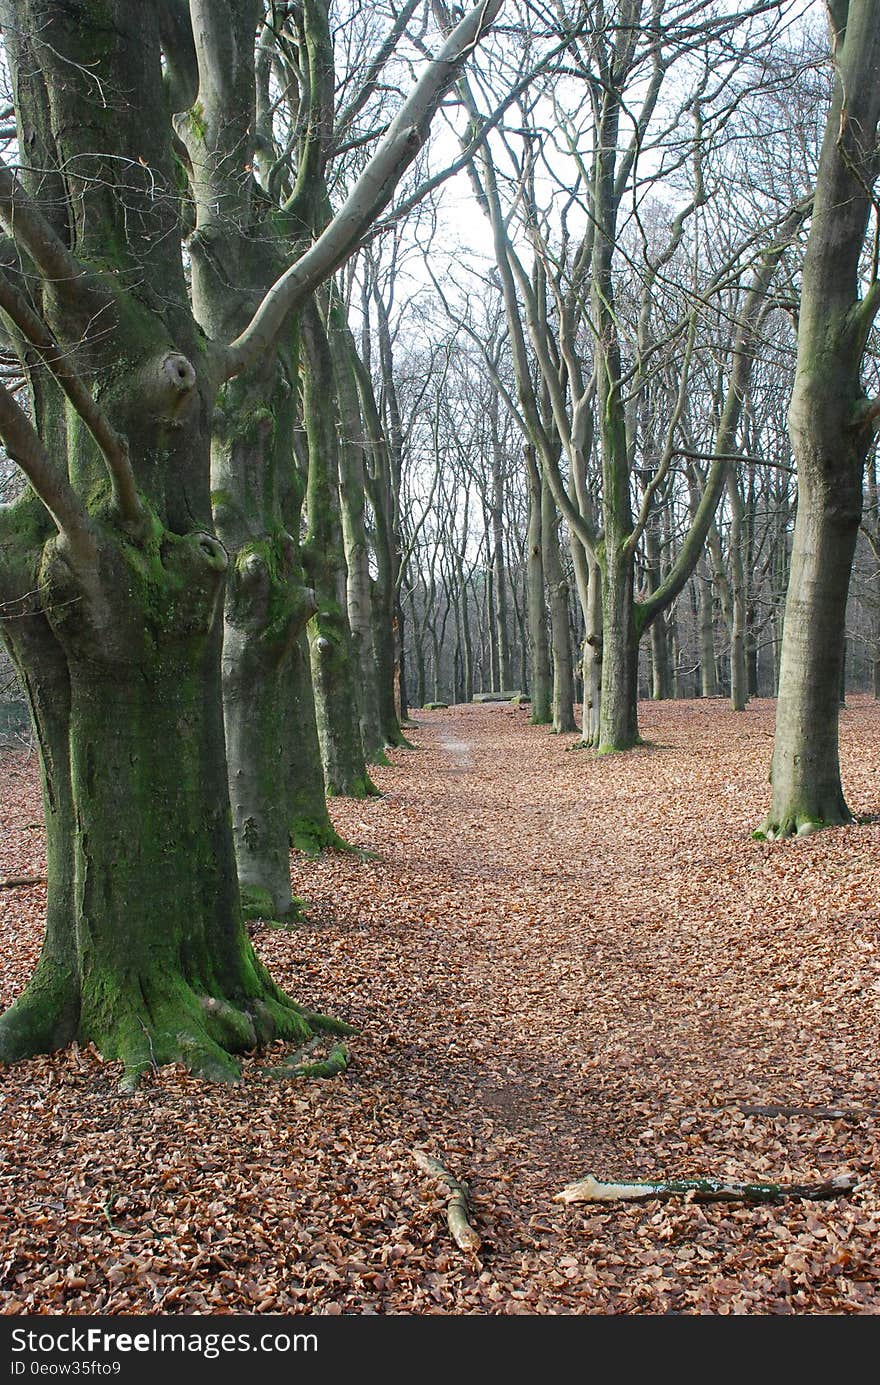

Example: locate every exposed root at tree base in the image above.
[756,810,854,841]
[0,971,79,1064]
[0,966,356,1090]
[290,816,356,857]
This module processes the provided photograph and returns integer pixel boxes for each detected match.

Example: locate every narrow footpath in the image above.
[2,699,879,1312]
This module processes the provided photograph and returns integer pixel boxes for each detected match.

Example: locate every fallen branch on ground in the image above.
[735,1103,879,1122]
[0,875,45,889]
[414,1151,482,1252]
[555,1173,859,1206]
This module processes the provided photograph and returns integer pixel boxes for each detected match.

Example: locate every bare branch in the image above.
[0,269,142,527]
[0,382,93,558]
[0,160,108,316]
[221,0,504,381]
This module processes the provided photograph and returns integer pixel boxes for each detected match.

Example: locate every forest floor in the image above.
[1,698,880,1315]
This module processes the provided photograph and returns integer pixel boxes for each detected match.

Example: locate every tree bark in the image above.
[728,472,748,712]
[524,446,551,723]
[302,303,376,798]
[763,0,880,837]
[541,475,576,732]
[329,304,386,762]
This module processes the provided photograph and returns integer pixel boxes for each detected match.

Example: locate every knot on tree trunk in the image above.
[136,352,198,425]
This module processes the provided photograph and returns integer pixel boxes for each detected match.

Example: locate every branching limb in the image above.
[0,270,142,528]
[0,160,108,316]
[334,0,422,144]
[0,381,94,560]
[222,0,503,380]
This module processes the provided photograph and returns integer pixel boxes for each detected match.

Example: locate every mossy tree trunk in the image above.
[0,0,502,1075]
[371,274,412,732]
[287,634,343,853]
[763,0,880,839]
[0,503,78,1057]
[590,76,643,753]
[0,0,319,1078]
[302,301,376,798]
[176,0,328,918]
[348,335,407,745]
[645,517,673,701]
[696,545,719,698]
[329,304,386,762]
[597,544,640,751]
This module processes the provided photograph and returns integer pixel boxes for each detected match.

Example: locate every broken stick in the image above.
[0,875,45,889]
[555,1173,858,1206]
[736,1103,877,1122]
[414,1151,481,1252]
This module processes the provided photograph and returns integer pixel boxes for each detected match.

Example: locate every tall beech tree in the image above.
[302,296,376,797]
[174,0,329,924]
[761,0,880,838]
[0,0,501,1078]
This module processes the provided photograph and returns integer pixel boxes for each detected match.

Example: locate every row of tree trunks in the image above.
[0,0,500,1076]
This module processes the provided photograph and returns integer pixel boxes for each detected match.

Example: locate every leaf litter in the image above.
[1,697,879,1315]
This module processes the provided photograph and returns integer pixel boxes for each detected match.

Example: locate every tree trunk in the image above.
[372,280,411,733]
[287,636,342,854]
[524,445,551,723]
[302,304,376,798]
[763,485,860,835]
[457,558,475,702]
[0,1,323,1078]
[222,550,315,920]
[489,394,512,690]
[0,518,79,1058]
[599,545,640,751]
[213,368,318,921]
[697,556,719,697]
[763,0,880,837]
[0,509,315,1081]
[728,472,748,712]
[645,519,672,699]
[329,306,386,762]
[542,476,576,732]
[582,555,603,744]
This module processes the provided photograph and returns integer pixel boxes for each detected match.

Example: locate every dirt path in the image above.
[2,700,880,1312]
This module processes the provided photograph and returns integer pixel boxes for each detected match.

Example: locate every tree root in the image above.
[757,797,854,841]
[0,886,354,1084]
[299,1009,358,1037]
[555,1173,859,1206]
[73,976,320,1090]
[290,816,355,857]
[240,888,307,928]
[291,1041,348,1077]
[267,1039,349,1079]
[414,1151,482,1252]
[756,815,852,841]
[0,969,79,1063]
